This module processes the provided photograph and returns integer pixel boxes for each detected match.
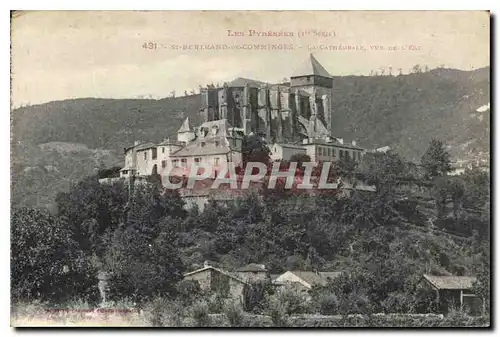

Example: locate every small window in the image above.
[173,159,179,167]
[181,159,187,167]
[162,147,165,154]
[152,148,157,160]
[194,157,201,164]
[201,142,206,147]
[161,160,166,168]
[213,157,220,166]
[144,152,148,160]
[332,148,336,157]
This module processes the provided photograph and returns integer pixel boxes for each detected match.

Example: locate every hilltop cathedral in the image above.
[200,53,334,142]
[117,54,365,180]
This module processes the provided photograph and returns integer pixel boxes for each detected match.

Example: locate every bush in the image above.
[143,297,170,327]
[190,300,211,327]
[176,280,201,304]
[224,301,244,327]
[206,293,226,314]
[264,295,289,327]
[143,297,187,327]
[243,280,275,313]
[276,288,312,315]
[319,294,339,315]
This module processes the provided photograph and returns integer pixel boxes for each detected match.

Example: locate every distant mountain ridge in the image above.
[11,67,490,209]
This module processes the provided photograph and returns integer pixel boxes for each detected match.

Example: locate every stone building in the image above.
[119,118,243,179]
[183,262,250,305]
[200,54,335,144]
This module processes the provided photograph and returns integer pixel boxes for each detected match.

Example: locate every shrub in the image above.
[224,301,244,327]
[191,300,211,327]
[336,291,375,316]
[176,280,201,303]
[264,295,289,327]
[243,280,275,313]
[381,292,413,314]
[163,300,186,327]
[319,294,339,315]
[143,297,170,327]
[276,288,312,315]
[206,293,226,314]
[143,297,187,327]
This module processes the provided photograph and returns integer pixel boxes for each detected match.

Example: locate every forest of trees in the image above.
[10,139,490,325]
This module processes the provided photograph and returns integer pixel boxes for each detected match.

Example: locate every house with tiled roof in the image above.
[183,261,250,306]
[420,274,482,315]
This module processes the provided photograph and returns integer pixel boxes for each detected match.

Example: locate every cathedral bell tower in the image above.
[290,53,333,133]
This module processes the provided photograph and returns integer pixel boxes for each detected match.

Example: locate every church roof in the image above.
[227,77,268,88]
[291,53,332,78]
[177,117,192,133]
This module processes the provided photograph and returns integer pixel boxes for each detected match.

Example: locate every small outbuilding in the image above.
[420,274,482,315]
[183,262,250,305]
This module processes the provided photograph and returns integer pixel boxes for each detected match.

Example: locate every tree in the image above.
[421,139,451,179]
[102,216,185,303]
[472,241,490,315]
[241,134,271,166]
[289,153,311,171]
[55,176,128,255]
[358,151,405,193]
[11,208,91,302]
[412,64,422,74]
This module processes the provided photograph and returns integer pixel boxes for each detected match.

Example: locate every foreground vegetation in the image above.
[11,298,489,327]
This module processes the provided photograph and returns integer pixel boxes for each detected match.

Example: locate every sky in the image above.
[11,10,490,108]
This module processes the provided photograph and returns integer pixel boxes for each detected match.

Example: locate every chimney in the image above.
[352,140,357,146]
[338,138,344,145]
[134,140,141,146]
[203,260,210,268]
[302,138,309,144]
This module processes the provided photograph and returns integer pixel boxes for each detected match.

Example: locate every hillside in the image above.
[329,67,490,161]
[10,67,490,209]
[11,94,203,152]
